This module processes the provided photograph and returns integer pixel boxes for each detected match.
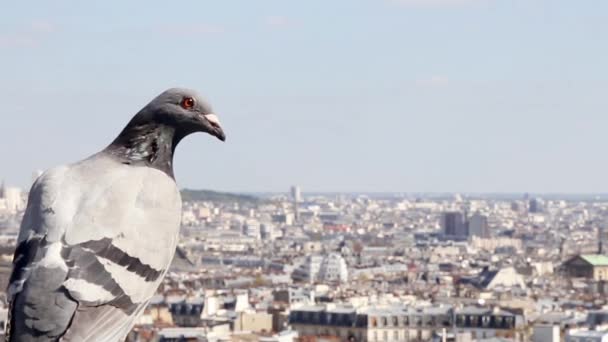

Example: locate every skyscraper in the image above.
[290,185,301,202]
[441,212,467,238]
[529,198,544,213]
[469,213,490,238]
[291,185,301,222]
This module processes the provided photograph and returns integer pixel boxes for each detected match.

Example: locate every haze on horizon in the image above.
[1,0,607,194]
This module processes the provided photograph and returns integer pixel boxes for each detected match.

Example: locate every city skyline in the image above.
[2,0,608,193]
[1,171,607,341]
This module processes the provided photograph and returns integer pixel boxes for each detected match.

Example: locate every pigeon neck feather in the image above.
[105,123,182,178]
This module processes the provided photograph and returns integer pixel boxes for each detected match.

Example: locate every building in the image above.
[290,305,522,342]
[566,330,608,342]
[243,220,262,240]
[586,311,608,330]
[169,298,205,327]
[453,307,523,341]
[318,253,348,283]
[156,327,219,342]
[292,254,348,284]
[273,288,314,306]
[598,225,608,254]
[459,267,526,290]
[291,185,301,222]
[262,223,281,240]
[529,198,544,213]
[442,212,467,240]
[234,312,274,333]
[289,306,366,341]
[468,213,490,238]
[272,213,295,226]
[532,324,560,342]
[563,255,608,281]
[0,186,23,213]
[292,256,323,284]
[291,185,302,202]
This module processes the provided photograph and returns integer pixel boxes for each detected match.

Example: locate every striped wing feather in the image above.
[7,154,181,342]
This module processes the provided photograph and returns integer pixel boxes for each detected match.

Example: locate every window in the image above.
[470,316,479,327]
[482,316,491,327]
[313,312,320,323]
[442,316,450,327]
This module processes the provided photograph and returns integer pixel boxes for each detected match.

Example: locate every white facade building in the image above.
[292,253,348,284]
[318,253,348,283]
[243,220,261,240]
[1,187,24,214]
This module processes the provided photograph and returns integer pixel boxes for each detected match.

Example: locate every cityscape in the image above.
[1,179,608,342]
[2,1,607,341]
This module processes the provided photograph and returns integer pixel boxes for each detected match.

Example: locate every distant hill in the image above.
[180,189,260,203]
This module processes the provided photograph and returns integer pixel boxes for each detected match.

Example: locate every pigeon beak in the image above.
[200,113,226,142]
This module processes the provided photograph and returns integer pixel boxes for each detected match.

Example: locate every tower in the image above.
[441,212,466,238]
[529,198,544,213]
[469,213,490,238]
[290,185,301,222]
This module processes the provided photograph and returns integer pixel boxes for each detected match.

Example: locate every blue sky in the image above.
[1,0,608,193]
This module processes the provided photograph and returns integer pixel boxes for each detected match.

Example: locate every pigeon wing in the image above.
[7,155,181,342]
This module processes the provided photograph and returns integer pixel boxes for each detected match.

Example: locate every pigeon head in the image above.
[107,88,225,177]
[140,88,225,142]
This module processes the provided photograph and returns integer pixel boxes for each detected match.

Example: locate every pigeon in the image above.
[6,88,225,341]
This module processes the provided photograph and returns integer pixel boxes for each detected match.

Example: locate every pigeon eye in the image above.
[181,97,195,109]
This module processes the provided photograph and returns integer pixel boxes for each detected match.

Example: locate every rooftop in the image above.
[580,255,608,266]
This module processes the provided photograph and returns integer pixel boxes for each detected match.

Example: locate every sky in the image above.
[1,0,608,193]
